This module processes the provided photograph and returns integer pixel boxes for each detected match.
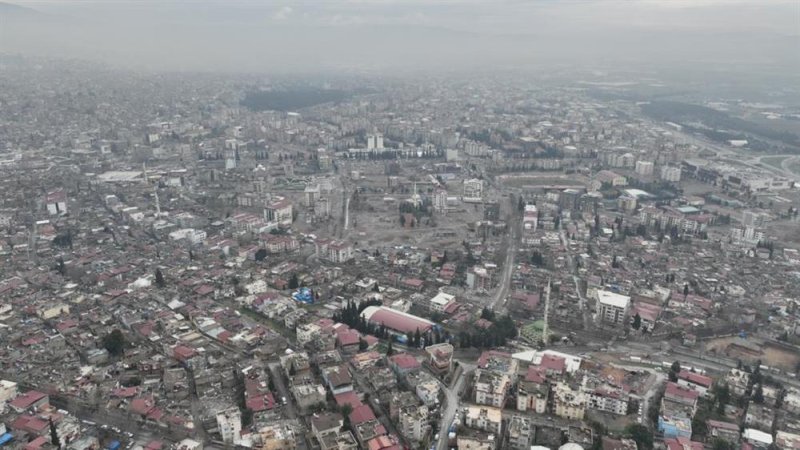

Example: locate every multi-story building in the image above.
[463,178,484,202]
[399,404,430,443]
[588,388,628,415]
[661,166,681,182]
[258,422,297,450]
[216,407,242,444]
[474,369,511,408]
[428,292,456,313]
[433,188,448,214]
[265,197,293,227]
[316,239,354,263]
[0,380,19,405]
[464,406,502,434]
[45,189,68,215]
[635,160,654,176]
[553,382,587,420]
[291,384,327,410]
[516,366,548,414]
[506,415,534,450]
[425,343,454,375]
[596,290,630,325]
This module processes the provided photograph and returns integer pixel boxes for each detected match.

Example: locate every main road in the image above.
[490,197,522,312]
[436,361,475,450]
[558,229,591,330]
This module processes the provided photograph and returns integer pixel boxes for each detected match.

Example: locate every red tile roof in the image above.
[539,354,566,373]
[131,397,157,416]
[707,419,739,431]
[388,353,421,371]
[678,370,713,388]
[334,391,363,409]
[364,307,434,334]
[665,382,700,402]
[664,437,703,450]
[24,436,48,450]
[9,390,48,410]
[525,366,547,383]
[246,392,276,412]
[349,404,376,425]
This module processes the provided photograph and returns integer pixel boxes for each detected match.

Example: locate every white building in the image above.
[596,290,631,325]
[265,197,293,227]
[660,166,681,182]
[635,161,654,176]
[366,133,384,150]
[216,407,242,444]
[730,226,765,245]
[45,189,68,215]
[429,292,456,313]
[168,228,207,245]
[463,179,484,203]
[474,370,511,408]
[317,240,354,263]
[0,380,18,405]
[464,406,502,434]
[433,189,448,214]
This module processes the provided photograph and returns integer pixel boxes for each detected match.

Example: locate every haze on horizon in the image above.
[1,0,798,75]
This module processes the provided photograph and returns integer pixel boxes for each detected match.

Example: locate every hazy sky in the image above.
[2,0,798,74]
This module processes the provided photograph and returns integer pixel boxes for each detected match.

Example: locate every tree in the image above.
[386,339,394,356]
[358,338,368,351]
[714,382,731,414]
[340,403,353,431]
[254,248,267,261]
[624,423,653,450]
[288,274,299,290]
[669,361,681,382]
[372,283,380,293]
[632,313,642,330]
[155,268,165,288]
[480,307,495,321]
[683,283,689,298]
[102,329,126,356]
[753,384,765,404]
[414,328,421,348]
[49,418,61,449]
[710,438,735,450]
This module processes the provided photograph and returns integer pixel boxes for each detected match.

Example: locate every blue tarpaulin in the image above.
[292,287,314,304]
[0,434,14,446]
[107,441,121,450]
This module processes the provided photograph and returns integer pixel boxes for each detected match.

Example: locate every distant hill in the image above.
[0,1,45,18]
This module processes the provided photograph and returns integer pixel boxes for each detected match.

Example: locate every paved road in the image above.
[268,362,298,419]
[436,362,474,450]
[490,200,521,313]
[558,229,592,330]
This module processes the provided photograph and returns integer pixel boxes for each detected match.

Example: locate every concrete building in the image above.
[506,416,533,450]
[661,166,682,182]
[464,406,502,434]
[425,343,454,375]
[474,369,512,408]
[216,407,242,444]
[265,197,293,227]
[553,382,587,420]
[635,160,654,176]
[463,179,484,202]
[595,290,630,325]
[428,292,456,313]
[399,404,430,443]
[361,306,435,336]
[45,189,68,215]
